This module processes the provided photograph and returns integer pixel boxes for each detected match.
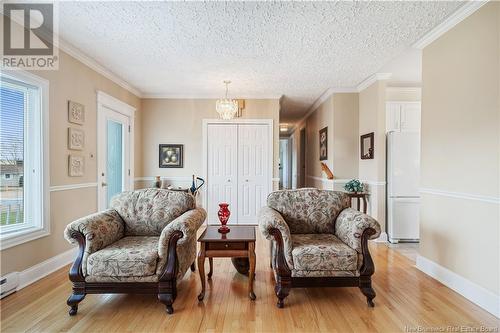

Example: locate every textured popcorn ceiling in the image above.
[58,1,463,123]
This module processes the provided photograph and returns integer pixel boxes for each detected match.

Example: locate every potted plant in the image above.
[344,179,364,193]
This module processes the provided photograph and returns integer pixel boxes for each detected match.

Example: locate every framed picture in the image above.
[68,155,84,177]
[360,132,374,160]
[68,101,85,125]
[68,127,85,150]
[159,144,183,168]
[319,127,328,161]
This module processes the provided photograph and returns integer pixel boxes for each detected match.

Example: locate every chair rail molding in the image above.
[134,176,192,182]
[362,180,387,186]
[50,182,98,192]
[420,188,500,204]
[306,175,351,184]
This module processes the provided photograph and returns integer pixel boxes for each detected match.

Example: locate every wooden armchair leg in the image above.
[274,281,290,309]
[67,293,85,316]
[158,293,176,314]
[190,262,196,272]
[274,276,291,308]
[359,277,376,307]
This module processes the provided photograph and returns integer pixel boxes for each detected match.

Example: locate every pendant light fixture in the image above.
[216,80,238,120]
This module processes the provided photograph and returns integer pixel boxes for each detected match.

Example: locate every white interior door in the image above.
[98,104,131,211]
[386,102,401,132]
[237,124,270,225]
[400,102,421,132]
[206,124,238,224]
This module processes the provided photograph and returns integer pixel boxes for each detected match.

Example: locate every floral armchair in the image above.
[258,188,381,308]
[64,188,206,315]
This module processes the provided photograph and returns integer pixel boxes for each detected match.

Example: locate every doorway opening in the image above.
[279,138,291,189]
[298,128,306,188]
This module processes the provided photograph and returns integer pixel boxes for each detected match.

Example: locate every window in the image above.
[0,72,49,249]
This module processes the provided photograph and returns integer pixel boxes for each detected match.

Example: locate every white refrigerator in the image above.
[387,131,420,243]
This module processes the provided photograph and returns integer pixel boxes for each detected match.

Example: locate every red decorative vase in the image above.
[218,203,231,234]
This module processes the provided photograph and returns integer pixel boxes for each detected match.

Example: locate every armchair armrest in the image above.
[258,207,294,270]
[335,208,381,253]
[63,209,125,278]
[157,208,207,278]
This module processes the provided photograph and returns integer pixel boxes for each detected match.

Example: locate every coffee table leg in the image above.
[197,244,206,301]
[208,257,213,280]
[248,241,256,300]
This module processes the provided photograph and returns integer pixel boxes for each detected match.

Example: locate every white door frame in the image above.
[202,118,274,213]
[97,91,136,210]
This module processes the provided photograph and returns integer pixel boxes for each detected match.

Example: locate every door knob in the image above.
[101,182,108,187]
[245,179,249,182]
[227,179,231,182]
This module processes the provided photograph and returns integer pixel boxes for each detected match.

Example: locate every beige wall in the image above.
[1,50,141,274]
[332,93,359,180]
[305,96,334,189]
[420,2,499,295]
[139,98,280,189]
[359,81,387,229]
[292,93,359,191]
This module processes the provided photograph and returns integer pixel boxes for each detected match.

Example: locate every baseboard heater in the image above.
[0,272,19,299]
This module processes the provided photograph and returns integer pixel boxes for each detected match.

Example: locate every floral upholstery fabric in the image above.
[267,189,351,234]
[65,189,206,283]
[292,269,359,278]
[291,234,358,272]
[110,189,196,236]
[87,236,159,277]
[157,208,207,279]
[335,208,381,253]
[258,206,294,269]
[64,209,125,276]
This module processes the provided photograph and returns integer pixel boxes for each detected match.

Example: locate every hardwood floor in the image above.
[1,228,498,332]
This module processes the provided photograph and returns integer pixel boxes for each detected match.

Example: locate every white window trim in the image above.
[0,70,50,250]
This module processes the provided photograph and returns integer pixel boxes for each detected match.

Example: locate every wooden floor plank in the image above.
[1,228,498,332]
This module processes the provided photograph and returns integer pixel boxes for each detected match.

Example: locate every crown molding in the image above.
[290,87,358,133]
[356,73,392,92]
[141,93,282,99]
[0,6,143,98]
[412,1,488,50]
[58,38,143,98]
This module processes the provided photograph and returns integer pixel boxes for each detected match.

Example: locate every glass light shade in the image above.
[216,98,238,120]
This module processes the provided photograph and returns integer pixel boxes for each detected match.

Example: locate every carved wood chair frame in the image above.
[268,227,377,308]
[66,230,194,315]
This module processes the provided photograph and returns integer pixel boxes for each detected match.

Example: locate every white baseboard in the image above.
[416,255,499,318]
[18,248,77,290]
[374,231,388,243]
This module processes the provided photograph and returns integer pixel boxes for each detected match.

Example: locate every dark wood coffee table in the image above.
[197,225,256,301]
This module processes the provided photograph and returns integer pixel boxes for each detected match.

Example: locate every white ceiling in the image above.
[57,1,464,123]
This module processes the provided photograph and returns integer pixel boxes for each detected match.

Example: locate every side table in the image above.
[197,225,256,301]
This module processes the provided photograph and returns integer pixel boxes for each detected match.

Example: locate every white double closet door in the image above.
[206,123,271,225]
